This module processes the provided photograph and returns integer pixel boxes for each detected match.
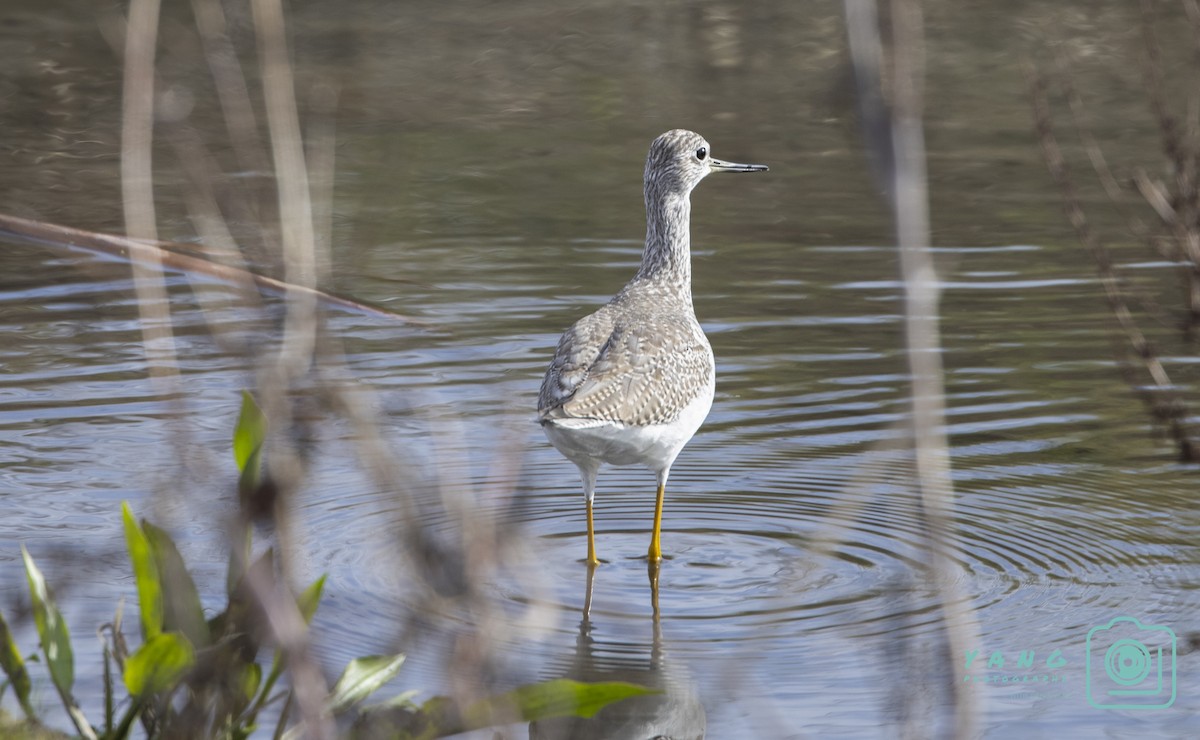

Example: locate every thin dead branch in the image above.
[1141,0,1194,189]
[1029,64,1197,461]
[0,213,412,321]
[1140,0,1200,326]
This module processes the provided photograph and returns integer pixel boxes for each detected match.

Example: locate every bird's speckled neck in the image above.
[631,178,694,300]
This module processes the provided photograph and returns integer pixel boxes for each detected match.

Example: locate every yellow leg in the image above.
[648,482,665,562]
[586,497,600,566]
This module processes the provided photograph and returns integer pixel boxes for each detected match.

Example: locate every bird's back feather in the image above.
[539,290,713,428]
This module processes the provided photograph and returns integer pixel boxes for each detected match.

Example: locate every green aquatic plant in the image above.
[0,392,651,739]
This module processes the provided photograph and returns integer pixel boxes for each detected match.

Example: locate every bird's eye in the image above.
[695,146,708,161]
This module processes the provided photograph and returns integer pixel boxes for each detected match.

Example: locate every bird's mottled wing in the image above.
[540,310,712,427]
[539,305,618,417]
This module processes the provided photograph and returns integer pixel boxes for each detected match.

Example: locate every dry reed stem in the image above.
[241,0,334,735]
[1033,7,1200,460]
[122,0,183,394]
[1029,65,1197,461]
[166,125,270,349]
[190,0,280,261]
[305,83,339,281]
[190,0,271,179]
[887,2,980,735]
[1140,0,1200,323]
[119,8,187,737]
[0,213,408,321]
[845,0,981,735]
[106,0,550,731]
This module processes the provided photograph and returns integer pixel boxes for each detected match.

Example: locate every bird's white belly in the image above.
[543,380,714,473]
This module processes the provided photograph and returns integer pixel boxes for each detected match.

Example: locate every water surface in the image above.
[1,1,1198,737]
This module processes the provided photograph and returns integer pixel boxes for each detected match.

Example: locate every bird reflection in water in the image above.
[529,563,706,740]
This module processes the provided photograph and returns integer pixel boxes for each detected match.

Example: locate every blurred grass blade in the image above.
[102,638,114,733]
[0,611,35,719]
[236,550,283,725]
[144,521,211,647]
[297,574,326,624]
[466,678,657,725]
[124,631,195,697]
[21,545,95,740]
[243,572,324,724]
[21,545,74,694]
[123,502,163,639]
[226,525,253,599]
[328,654,405,714]
[234,390,266,475]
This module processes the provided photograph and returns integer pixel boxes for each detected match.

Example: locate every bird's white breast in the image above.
[543,375,715,474]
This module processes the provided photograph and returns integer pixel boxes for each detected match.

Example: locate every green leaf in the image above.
[465,678,657,725]
[0,611,34,719]
[233,391,266,474]
[19,548,95,739]
[328,654,406,714]
[143,521,211,647]
[361,689,421,713]
[231,725,256,740]
[21,545,74,694]
[297,574,326,625]
[123,502,162,640]
[123,631,194,697]
[102,639,114,732]
[238,448,264,498]
[351,681,655,739]
[240,661,262,701]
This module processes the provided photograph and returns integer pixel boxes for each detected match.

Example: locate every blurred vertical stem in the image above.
[122,0,181,385]
[248,1,333,736]
[121,0,159,242]
[886,0,952,570]
[190,0,269,178]
[844,0,980,736]
[252,0,320,365]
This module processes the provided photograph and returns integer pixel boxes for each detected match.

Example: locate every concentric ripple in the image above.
[5,205,1200,737]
